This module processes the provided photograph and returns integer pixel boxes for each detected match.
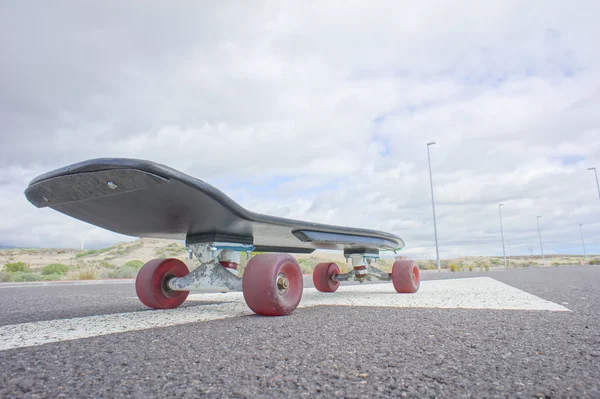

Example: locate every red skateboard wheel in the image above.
[242,253,303,316]
[135,258,190,309]
[391,260,420,293]
[313,262,340,293]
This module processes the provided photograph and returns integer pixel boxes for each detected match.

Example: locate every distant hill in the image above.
[0,238,348,273]
[0,238,596,276]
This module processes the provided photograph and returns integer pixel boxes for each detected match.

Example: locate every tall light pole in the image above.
[580,223,587,264]
[427,142,440,271]
[536,216,545,265]
[499,204,507,268]
[588,167,600,200]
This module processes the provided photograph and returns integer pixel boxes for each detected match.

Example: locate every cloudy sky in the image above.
[1,1,600,259]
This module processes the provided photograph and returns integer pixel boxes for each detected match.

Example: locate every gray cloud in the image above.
[1,1,600,258]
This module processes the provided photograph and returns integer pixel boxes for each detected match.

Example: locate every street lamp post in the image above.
[426,142,440,271]
[580,223,587,264]
[588,167,600,200]
[537,216,545,265]
[499,204,507,268]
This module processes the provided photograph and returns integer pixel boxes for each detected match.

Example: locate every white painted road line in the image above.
[0,278,569,351]
[0,303,249,352]
[188,277,570,312]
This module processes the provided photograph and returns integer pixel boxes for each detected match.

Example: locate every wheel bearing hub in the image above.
[277,274,289,294]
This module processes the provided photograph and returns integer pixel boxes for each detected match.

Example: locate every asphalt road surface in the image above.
[1,265,599,398]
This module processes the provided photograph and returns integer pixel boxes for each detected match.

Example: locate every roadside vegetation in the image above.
[0,258,148,282]
[1,238,597,282]
[42,263,69,275]
[1,262,65,282]
[4,261,29,273]
[107,260,145,278]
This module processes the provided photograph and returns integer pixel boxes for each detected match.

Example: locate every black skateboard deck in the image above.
[25,158,405,255]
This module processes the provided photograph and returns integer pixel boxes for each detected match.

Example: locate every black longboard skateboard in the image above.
[25,158,420,316]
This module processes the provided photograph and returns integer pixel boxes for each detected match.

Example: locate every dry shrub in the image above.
[67,266,101,280]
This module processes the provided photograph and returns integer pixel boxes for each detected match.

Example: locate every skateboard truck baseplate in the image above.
[167,242,254,293]
[334,253,391,283]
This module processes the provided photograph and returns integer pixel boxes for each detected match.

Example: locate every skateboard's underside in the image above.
[25,158,404,255]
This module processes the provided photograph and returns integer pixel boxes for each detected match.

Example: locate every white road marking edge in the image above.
[0,277,569,351]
